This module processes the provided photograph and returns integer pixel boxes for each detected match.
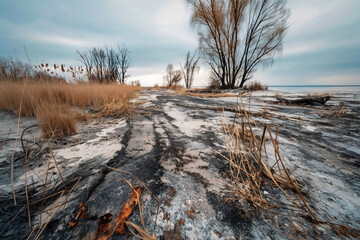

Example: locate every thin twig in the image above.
[47,142,67,190]
[24,140,31,229]
[39,160,50,226]
[33,178,81,240]
[11,86,25,205]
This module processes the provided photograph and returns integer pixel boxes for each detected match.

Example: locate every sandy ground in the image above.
[0,87,359,239]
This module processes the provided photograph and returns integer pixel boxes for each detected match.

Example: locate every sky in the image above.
[0,0,359,86]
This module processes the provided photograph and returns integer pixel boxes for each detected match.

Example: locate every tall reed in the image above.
[0,81,141,137]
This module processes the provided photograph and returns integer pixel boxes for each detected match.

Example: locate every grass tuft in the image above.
[220,101,317,220]
[321,105,352,118]
[242,81,268,91]
[35,103,77,138]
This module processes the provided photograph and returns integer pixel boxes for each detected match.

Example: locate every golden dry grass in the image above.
[220,102,318,220]
[35,103,77,138]
[220,102,360,238]
[0,81,141,138]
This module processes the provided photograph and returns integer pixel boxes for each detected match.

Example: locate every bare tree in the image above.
[118,44,131,84]
[76,49,93,80]
[187,0,289,88]
[105,46,120,82]
[180,51,200,88]
[163,64,183,87]
[77,44,131,84]
[163,64,174,87]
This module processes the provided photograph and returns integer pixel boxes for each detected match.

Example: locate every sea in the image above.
[268,85,360,94]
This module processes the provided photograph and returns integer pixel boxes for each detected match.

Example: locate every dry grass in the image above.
[220,102,318,219]
[220,101,360,238]
[243,81,268,91]
[0,81,141,138]
[321,105,351,118]
[35,103,77,138]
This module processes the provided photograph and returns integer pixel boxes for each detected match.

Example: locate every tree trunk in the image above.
[239,74,246,88]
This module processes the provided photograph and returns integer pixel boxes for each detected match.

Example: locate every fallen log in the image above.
[186,89,221,94]
[276,95,330,106]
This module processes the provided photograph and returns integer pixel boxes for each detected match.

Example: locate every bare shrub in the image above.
[163,64,182,87]
[172,70,182,86]
[242,81,268,91]
[321,105,351,118]
[207,71,222,90]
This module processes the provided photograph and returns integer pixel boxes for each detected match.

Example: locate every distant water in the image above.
[192,85,360,94]
[268,85,360,94]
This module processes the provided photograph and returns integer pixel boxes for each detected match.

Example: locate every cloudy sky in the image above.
[0,0,359,86]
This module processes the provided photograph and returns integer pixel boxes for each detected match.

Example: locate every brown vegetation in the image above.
[187,0,289,88]
[321,105,352,118]
[0,57,67,83]
[242,81,268,91]
[220,104,311,213]
[0,81,140,138]
[220,101,359,238]
[163,64,182,87]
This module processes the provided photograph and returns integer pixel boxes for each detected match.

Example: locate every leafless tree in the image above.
[180,51,200,88]
[163,64,174,87]
[118,44,131,84]
[0,57,32,82]
[76,49,94,80]
[77,44,131,84]
[187,0,289,88]
[163,64,183,87]
[105,46,120,81]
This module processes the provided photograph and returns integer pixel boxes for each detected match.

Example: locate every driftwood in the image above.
[276,95,330,106]
[186,89,221,94]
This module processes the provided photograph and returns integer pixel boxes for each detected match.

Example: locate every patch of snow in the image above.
[163,102,207,137]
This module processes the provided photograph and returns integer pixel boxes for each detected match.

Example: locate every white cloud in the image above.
[31,35,87,47]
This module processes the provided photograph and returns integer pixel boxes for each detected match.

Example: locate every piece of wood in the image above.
[276,96,330,106]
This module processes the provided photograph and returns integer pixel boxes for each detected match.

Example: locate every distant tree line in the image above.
[77,44,131,84]
[0,43,132,84]
[0,57,32,81]
[0,57,66,82]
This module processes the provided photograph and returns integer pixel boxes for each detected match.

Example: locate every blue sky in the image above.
[0,0,359,86]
